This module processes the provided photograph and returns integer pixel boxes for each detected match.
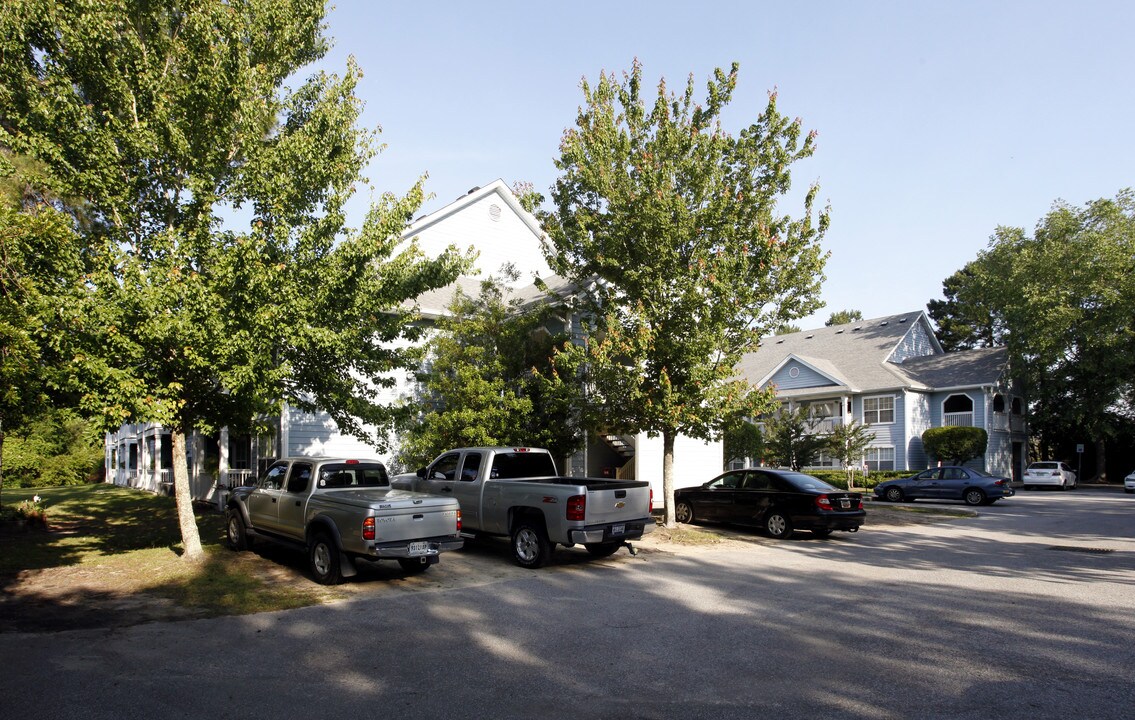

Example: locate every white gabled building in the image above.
[105,179,723,507]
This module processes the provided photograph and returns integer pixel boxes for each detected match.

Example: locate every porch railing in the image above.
[943,412,974,427]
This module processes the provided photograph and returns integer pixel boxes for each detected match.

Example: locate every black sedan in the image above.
[674,468,865,539]
[873,466,1014,506]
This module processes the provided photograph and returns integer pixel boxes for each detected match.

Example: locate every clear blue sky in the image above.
[313,0,1133,329]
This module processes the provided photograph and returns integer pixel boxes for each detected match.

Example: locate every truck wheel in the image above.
[226,509,251,551]
[511,519,553,569]
[584,542,621,558]
[397,557,431,574]
[309,532,343,585]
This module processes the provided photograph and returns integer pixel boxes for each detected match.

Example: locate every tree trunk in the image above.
[662,429,676,528]
[0,419,5,510]
[171,430,205,561]
[1095,437,1107,483]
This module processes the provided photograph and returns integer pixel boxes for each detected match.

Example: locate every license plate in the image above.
[408,541,429,556]
[611,524,625,536]
[839,499,850,509]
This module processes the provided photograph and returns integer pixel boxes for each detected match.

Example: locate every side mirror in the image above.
[416,467,426,479]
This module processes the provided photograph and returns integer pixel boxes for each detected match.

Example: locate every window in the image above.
[865,447,895,471]
[285,462,312,493]
[430,453,460,481]
[260,463,288,490]
[863,396,895,424]
[460,453,482,482]
[992,394,1006,413]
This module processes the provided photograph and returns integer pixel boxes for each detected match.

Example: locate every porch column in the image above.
[219,426,230,487]
[153,428,162,488]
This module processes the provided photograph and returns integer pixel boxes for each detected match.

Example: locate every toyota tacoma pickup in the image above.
[395,447,653,568]
[226,457,463,584]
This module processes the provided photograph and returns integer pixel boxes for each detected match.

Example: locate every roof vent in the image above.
[466,186,481,195]
[805,334,814,339]
[776,339,785,344]
[852,326,862,331]
[489,203,502,222]
[880,321,888,326]
[836,329,844,334]
[899,318,908,323]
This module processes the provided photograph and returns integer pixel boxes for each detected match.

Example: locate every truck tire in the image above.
[397,557,432,574]
[511,518,553,569]
[584,542,621,558]
[309,532,343,585]
[226,508,251,551]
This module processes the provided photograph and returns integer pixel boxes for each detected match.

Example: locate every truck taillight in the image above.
[649,489,654,514]
[567,494,586,521]
[363,516,376,540]
[456,509,462,532]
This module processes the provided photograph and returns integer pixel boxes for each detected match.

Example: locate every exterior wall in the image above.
[407,191,550,286]
[905,390,932,470]
[636,433,723,509]
[767,361,837,391]
[854,392,906,470]
[890,321,938,363]
[283,407,386,460]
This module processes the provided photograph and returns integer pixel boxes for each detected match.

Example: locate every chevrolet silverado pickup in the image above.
[226,457,463,584]
[396,447,653,568]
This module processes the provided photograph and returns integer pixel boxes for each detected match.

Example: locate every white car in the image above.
[1124,469,1135,494]
[1023,461,1077,490]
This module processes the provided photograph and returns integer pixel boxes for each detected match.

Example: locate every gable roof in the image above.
[403,178,545,242]
[737,311,960,398]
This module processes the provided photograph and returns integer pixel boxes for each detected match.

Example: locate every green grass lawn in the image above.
[0,484,344,620]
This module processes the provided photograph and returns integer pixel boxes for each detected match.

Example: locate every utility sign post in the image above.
[1077,444,1084,482]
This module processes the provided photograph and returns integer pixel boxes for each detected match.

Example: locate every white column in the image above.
[219,427,230,487]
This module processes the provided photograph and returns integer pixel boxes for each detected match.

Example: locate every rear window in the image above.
[317,463,389,489]
[1029,462,1058,470]
[489,452,557,479]
[780,472,839,493]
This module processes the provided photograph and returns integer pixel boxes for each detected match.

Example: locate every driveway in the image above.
[3,489,1133,719]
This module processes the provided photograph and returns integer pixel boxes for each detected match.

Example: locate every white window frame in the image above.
[865,446,895,471]
[863,395,895,424]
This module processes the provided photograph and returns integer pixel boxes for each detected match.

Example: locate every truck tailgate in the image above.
[319,490,459,543]
[586,485,651,524]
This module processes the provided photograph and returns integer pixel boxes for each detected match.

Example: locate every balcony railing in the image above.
[943,412,974,427]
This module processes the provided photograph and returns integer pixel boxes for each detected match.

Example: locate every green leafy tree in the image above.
[0,1,464,559]
[934,191,1135,479]
[545,60,829,525]
[3,408,103,487]
[922,426,988,465]
[763,406,829,471]
[722,414,764,468]
[0,153,89,508]
[399,273,584,469]
[825,419,875,486]
[926,265,999,351]
[824,309,862,326]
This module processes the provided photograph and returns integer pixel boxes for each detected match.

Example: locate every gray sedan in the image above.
[873,466,1015,506]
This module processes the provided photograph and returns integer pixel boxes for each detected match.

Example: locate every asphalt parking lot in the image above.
[3,486,1133,720]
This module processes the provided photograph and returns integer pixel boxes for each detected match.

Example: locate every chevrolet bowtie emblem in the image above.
[615,501,625,509]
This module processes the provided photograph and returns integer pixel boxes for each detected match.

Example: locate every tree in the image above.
[545,60,829,525]
[722,413,764,468]
[933,191,1135,479]
[922,426,988,465]
[762,406,829,471]
[826,419,875,486]
[0,1,464,559]
[399,273,584,468]
[824,309,862,326]
[926,265,999,351]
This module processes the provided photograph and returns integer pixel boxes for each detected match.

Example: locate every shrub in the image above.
[922,426,988,465]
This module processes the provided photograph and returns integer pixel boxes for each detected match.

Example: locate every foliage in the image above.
[931,190,1135,477]
[0,495,48,527]
[398,273,584,468]
[762,406,831,471]
[825,419,875,484]
[0,0,465,558]
[824,309,862,326]
[2,408,103,487]
[921,426,988,465]
[545,60,829,524]
[722,414,763,467]
[926,265,999,351]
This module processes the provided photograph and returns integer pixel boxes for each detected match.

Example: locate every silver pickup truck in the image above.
[226,457,463,584]
[397,447,653,568]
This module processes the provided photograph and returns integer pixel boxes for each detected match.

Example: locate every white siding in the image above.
[407,191,550,286]
[636,433,723,509]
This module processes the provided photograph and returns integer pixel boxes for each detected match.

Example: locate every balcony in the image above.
[943,412,974,427]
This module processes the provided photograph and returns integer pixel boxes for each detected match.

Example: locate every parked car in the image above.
[874,466,1014,506]
[1022,461,1077,490]
[1124,469,1135,494]
[674,468,864,539]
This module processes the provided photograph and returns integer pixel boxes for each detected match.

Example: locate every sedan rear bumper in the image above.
[797,511,866,531]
